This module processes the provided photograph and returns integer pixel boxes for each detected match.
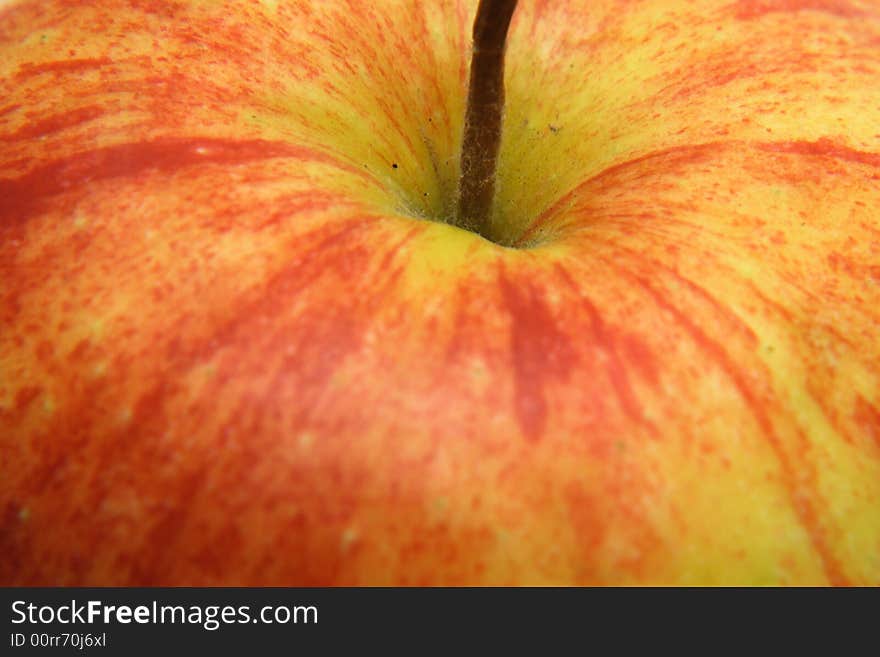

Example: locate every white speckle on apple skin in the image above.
[42,396,55,415]
[117,407,132,425]
[340,526,359,553]
[298,433,315,451]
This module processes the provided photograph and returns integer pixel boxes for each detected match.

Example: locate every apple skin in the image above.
[1,0,879,585]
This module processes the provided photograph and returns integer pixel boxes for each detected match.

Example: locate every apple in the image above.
[1,0,879,586]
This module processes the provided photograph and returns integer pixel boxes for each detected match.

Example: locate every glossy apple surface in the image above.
[1,0,879,585]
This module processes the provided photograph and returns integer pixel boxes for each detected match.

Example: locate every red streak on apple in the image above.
[0,105,106,142]
[498,265,576,441]
[0,138,366,226]
[855,396,880,451]
[555,265,657,436]
[758,138,880,168]
[0,103,23,118]
[734,0,870,20]
[12,57,114,80]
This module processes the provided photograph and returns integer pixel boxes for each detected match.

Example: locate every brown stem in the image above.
[456,0,518,238]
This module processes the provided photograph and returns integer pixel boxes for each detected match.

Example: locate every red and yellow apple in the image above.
[1,0,879,585]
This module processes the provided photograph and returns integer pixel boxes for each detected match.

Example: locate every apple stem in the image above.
[456,0,518,239]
